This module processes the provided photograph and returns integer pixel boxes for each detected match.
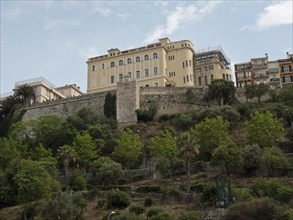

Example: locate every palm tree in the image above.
[57,145,76,193]
[13,84,36,105]
[179,131,200,193]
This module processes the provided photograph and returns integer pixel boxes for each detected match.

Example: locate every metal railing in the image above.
[15,77,57,88]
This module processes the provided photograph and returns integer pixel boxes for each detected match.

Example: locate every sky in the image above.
[1,0,292,95]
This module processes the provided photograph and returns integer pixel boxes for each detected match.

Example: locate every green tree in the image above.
[73,131,98,171]
[87,123,116,156]
[112,129,143,169]
[13,84,35,105]
[255,83,269,104]
[57,145,76,193]
[191,116,231,160]
[148,130,180,180]
[104,93,117,118]
[278,84,293,103]
[0,138,21,170]
[205,79,236,105]
[0,95,23,137]
[13,159,60,220]
[67,107,100,131]
[90,156,123,186]
[261,146,288,170]
[179,131,200,192]
[34,115,76,154]
[243,144,262,172]
[244,84,257,101]
[245,111,284,148]
[211,143,243,176]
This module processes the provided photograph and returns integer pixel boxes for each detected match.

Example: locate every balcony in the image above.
[253,63,267,69]
[268,68,279,73]
[270,78,280,83]
[254,73,268,78]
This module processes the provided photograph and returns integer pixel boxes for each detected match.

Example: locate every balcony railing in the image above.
[270,78,280,82]
[254,74,268,78]
[268,68,279,73]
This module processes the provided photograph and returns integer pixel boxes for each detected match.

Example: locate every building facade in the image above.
[193,47,232,87]
[87,38,233,93]
[87,38,196,93]
[14,77,83,104]
[235,52,293,88]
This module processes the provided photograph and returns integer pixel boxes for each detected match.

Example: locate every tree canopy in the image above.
[205,79,236,105]
[112,129,143,169]
[245,111,284,148]
[191,116,231,160]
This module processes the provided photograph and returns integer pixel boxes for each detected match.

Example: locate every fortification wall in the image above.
[140,87,210,115]
[116,80,139,126]
[22,91,115,121]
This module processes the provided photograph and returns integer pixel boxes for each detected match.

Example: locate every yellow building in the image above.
[193,47,232,86]
[86,38,195,93]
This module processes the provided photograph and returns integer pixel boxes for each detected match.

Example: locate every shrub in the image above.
[136,100,159,122]
[250,178,293,203]
[96,198,107,208]
[226,198,284,220]
[136,185,161,193]
[69,169,87,191]
[201,183,216,205]
[146,206,165,218]
[178,211,202,220]
[112,213,144,220]
[233,188,254,202]
[108,190,131,209]
[132,174,145,182]
[149,212,173,220]
[276,186,293,203]
[190,181,213,193]
[144,196,154,207]
[161,187,183,202]
[235,103,254,118]
[128,204,145,215]
[117,178,129,185]
[172,111,199,130]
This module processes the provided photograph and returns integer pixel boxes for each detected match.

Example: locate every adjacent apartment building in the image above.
[14,77,83,104]
[235,52,293,88]
[86,38,232,94]
[194,47,232,87]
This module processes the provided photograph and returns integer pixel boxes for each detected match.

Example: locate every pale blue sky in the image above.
[1,0,292,94]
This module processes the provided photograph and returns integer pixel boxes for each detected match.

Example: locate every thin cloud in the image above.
[143,2,221,44]
[43,18,81,30]
[4,1,53,21]
[242,1,293,31]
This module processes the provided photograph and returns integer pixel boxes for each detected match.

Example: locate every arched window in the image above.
[101,63,105,69]
[136,56,140,62]
[153,53,158,59]
[127,58,132,64]
[144,55,149,60]
[92,65,95,71]
[119,60,123,66]
[111,61,115,67]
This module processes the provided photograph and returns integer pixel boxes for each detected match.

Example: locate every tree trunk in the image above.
[187,160,191,193]
[225,162,230,176]
[64,164,69,193]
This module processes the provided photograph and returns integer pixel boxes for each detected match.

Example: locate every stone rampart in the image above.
[22,91,115,121]
[140,87,211,116]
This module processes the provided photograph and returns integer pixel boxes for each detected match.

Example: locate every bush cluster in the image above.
[251,178,293,203]
[226,198,286,220]
[108,190,131,209]
[136,185,161,193]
